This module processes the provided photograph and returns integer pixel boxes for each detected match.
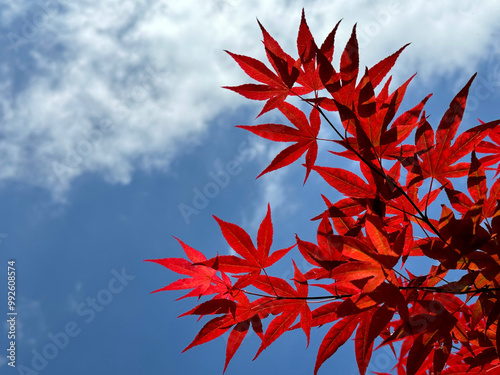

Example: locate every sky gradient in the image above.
[1,1,500,374]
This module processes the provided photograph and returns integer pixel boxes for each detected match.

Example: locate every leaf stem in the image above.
[298,97,448,244]
[239,285,500,302]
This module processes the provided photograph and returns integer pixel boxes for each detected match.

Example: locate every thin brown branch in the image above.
[239,285,500,302]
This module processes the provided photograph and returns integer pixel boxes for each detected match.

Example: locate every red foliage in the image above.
[147,10,500,375]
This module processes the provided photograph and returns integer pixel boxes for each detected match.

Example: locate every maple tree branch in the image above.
[240,288,351,300]
[393,269,410,282]
[385,202,423,221]
[309,103,448,244]
[238,285,500,303]
[413,213,434,242]
[152,13,500,374]
[297,94,436,230]
[314,105,346,140]
[238,286,500,302]
[398,286,500,294]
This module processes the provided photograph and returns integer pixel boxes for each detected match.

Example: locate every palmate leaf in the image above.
[411,75,500,187]
[318,24,409,112]
[202,204,293,289]
[296,11,344,95]
[237,102,321,182]
[223,16,310,117]
[145,237,227,299]
[251,262,312,357]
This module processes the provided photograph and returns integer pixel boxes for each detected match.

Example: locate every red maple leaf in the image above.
[252,261,312,356]
[223,16,311,117]
[201,204,294,289]
[237,101,320,182]
[145,237,228,299]
[410,74,499,187]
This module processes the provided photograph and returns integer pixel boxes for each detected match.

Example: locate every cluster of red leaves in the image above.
[147,10,500,375]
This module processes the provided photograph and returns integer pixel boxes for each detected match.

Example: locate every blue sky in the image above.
[0,1,499,374]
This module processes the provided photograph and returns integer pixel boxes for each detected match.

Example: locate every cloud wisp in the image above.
[0,0,498,201]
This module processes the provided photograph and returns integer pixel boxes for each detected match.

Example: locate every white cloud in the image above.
[0,0,499,200]
[66,281,84,312]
